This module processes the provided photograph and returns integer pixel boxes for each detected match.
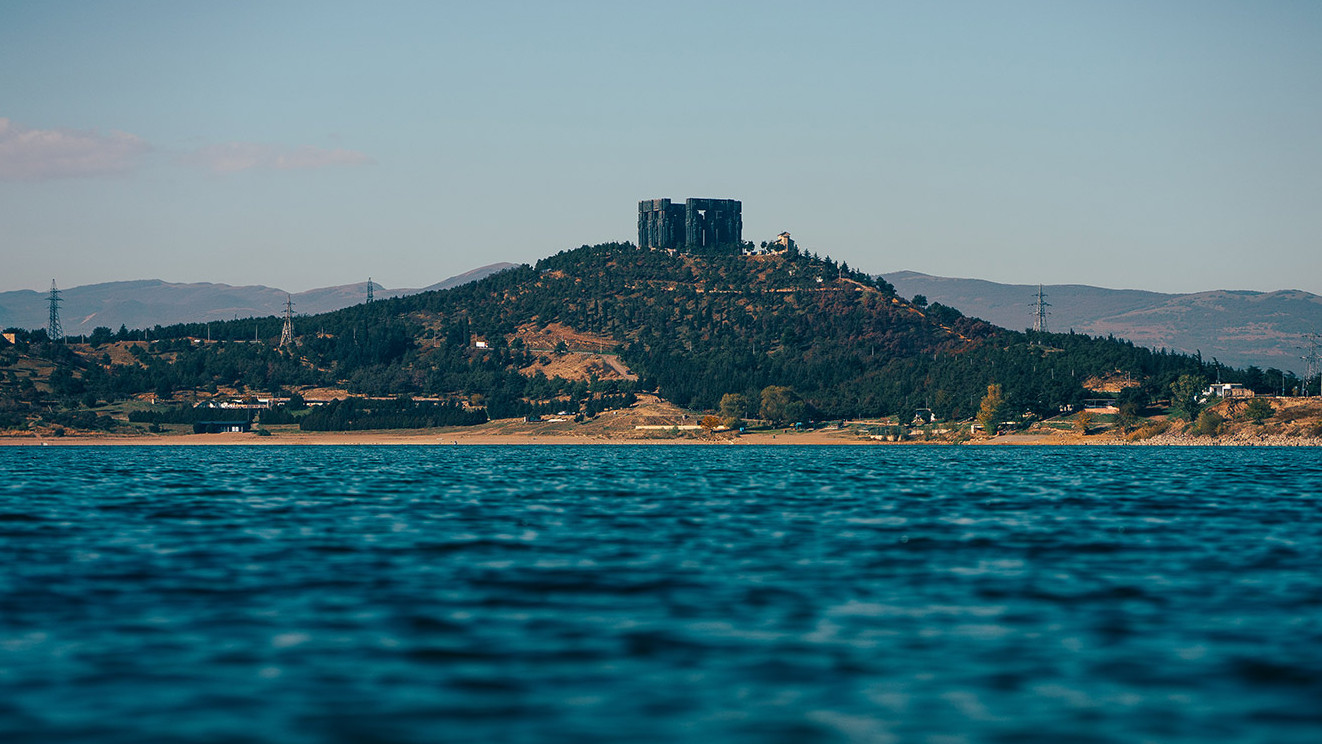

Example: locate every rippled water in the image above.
[2,445,1320,743]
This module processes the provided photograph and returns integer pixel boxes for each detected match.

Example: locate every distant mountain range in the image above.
[0,263,517,335]
[5,260,1318,375]
[883,271,1322,373]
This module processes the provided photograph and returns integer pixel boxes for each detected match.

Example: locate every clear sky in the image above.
[2,1,1320,294]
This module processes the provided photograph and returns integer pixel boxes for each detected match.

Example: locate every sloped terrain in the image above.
[885,271,1322,372]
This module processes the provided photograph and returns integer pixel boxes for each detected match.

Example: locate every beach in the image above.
[7,425,1320,447]
[0,428,872,447]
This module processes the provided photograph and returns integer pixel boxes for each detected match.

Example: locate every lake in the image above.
[2,445,1320,743]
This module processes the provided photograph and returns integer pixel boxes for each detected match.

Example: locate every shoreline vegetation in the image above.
[6,429,1322,447]
[7,396,1322,447]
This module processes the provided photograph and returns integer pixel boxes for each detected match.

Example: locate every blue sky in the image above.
[2,1,1320,294]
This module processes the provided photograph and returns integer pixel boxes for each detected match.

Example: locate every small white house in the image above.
[770,232,796,252]
[1202,382,1252,400]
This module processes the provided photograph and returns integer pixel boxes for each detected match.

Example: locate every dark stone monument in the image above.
[638,197,742,252]
[638,198,686,250]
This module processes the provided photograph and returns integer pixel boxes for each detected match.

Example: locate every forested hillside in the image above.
[3,242,1255,428]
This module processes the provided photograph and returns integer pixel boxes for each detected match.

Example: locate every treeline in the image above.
[297,397,486,431]
[128,405,256,424]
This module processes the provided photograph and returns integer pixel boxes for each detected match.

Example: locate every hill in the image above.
[0,263,517,335]
[883,271,1322,373]
[4,243,1245,437]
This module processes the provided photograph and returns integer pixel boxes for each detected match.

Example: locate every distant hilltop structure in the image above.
[768,232,795,253]
[638,197,742,253]
[743,231,796,256]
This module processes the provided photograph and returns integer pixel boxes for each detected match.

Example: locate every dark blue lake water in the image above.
[2,445,1320,743]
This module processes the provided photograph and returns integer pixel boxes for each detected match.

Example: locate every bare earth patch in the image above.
[1083,373,1141,393]
[514,322,636,382]
[513,322,615,353]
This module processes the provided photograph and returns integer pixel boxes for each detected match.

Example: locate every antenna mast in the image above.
[366,277,374,304]
[47,280,64,342]
[279,295,296,347]
[1031,284,1050,335]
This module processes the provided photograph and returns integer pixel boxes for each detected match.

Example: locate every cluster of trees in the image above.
[33,409,117,433]
[716,387,811,427]
[298,397,488,431]
[128,406,254,425]
[1166,372,1278,436]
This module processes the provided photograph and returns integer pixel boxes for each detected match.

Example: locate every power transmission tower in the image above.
[279,295,295,347]
[1031,284,1050,334]
[47,280,64,342]
[1300,333,1321,397]
[366,277,374,304]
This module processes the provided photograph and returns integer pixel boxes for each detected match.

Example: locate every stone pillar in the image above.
[685,200,699,249]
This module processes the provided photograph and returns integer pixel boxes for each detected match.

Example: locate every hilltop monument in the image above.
[638,198,742,253]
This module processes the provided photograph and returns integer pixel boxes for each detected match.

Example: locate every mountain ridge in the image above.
[883,271,1322,373]
[0,263,518,334]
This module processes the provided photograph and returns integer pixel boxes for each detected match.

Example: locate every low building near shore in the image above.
[193,421,252,434]
[1203,383,1253,400]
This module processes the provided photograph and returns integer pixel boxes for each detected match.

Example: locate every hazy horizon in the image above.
[7,260,1322,301]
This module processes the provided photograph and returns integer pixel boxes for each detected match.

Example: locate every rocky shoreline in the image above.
[1125,431,1322,447]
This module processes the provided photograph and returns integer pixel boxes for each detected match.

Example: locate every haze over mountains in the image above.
[884,271,1322,373]
[4,258,1318,376]
[0,264,517,336]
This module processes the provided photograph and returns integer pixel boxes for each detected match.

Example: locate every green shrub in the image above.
[1127,420,1170,441]
[1074,411,1095,434]
[1241,398,1273,424]
[1192,410,1225,437]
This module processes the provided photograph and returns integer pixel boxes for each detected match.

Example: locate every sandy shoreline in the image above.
[0,429,863,447]
[4,428,1319,447]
